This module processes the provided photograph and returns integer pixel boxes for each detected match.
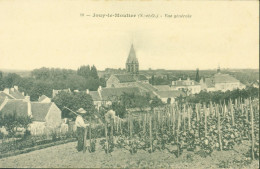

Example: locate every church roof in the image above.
[101,87,142,101]
[214,73,239,83]
[156,90,186,98]
[114,74,136,83]
[126,44,138,64]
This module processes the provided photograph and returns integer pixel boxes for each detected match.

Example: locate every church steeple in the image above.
[126,44,139,75]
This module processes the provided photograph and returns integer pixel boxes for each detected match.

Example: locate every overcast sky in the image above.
[0,0,259,71]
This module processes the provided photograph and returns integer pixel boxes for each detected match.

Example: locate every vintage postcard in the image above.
[0,0,259,168]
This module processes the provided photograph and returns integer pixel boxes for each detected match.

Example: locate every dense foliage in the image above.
[0,111,32,138]
[96,98,259,161]
[186,87,259,104]
[52,91,96,119]
[0,65,105,101]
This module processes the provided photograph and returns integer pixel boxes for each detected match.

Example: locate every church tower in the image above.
[126,44,139,75]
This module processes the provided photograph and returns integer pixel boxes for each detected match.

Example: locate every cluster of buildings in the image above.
[0,44,249,136]
[91,44,246,107]
[0,86,62,135]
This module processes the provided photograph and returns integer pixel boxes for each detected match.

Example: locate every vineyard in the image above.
[86,98,259,161]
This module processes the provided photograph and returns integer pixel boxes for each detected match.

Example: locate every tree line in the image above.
[0,65,106,101]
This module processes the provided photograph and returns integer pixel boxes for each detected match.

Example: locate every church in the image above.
[106,44,149,88]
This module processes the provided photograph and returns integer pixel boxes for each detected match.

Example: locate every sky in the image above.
[0,0,259,71]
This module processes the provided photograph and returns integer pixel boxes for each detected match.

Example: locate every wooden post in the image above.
[149,114,153,153]
[172,105,175,136]
[111,117,114,145]
[183,105,186,131]
[143,114,146,135]
[105,122,109,153]
[188,106,191,130]
[89,117,92,151]
[177,108,181,157]
[130,114,132,139]
[217,105,222,151]
[250,98,255,160]
[210,101,213,118]
[83,127,87,153]
[196,104,199,122]
[120,118,122,135]
[245,103,249,123]
[116,116,119,133]
[204,104,207,137]
[230,99,235,126]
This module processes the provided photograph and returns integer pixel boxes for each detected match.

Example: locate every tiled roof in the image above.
[9,88,25,99]
[0,96,5,106]
[135,82,158,92]
[2,88,25,99]
[154,85,171,91]
[214,73,239,83]
[0,99,28,117]
[114,74,136,83]
[31,102,52,122]
[156,90,186,98]
[89,91,102,101]
[173,79,200,86]
[38,95,50,102]
[137,75,148,81]
[52,88,71,97]
[101,87,141,101]
[205,78,215,88]
[0,91,15,99]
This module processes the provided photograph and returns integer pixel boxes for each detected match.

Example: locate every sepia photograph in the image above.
[0,0,259,168]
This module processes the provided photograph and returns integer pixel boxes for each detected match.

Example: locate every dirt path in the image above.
[0,140,258,168]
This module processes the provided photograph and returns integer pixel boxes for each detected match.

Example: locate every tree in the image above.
[90,65,99,79]
[0,71,4,90]
[52,91,95,119]
[195,68,200,82]
[77,65,91,79]
[3,73,21,88]
[0,110,32,138]
[29,81,53,101]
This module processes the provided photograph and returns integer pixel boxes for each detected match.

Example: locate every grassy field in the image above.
[0,140,258,168]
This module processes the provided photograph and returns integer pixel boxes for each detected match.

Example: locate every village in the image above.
[0,44,259,168]
[0,44,253,136]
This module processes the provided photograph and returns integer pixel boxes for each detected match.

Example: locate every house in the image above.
[89,86,143,107]
[88,90,102,109]
[30,102,62,135]
[251,80,259,88]
[0,98,62,135]
[106,74,148,88]
[200,73,246,92]
[156,90,186,104]
[171,78,201,95]
[154,85,173,91]
[38,95,51,103]
[52,88,71,98]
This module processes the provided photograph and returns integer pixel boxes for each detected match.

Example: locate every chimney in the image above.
[98,86,102,92]
[25,95,30,102]
[86,89,89,94]
[187,77,190,81]
[22,92,24,96]
[179,78,181,81]
[27,101,32,117]
[10,88,14,92]
[3,88,9,94]
[14,86,18,90]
